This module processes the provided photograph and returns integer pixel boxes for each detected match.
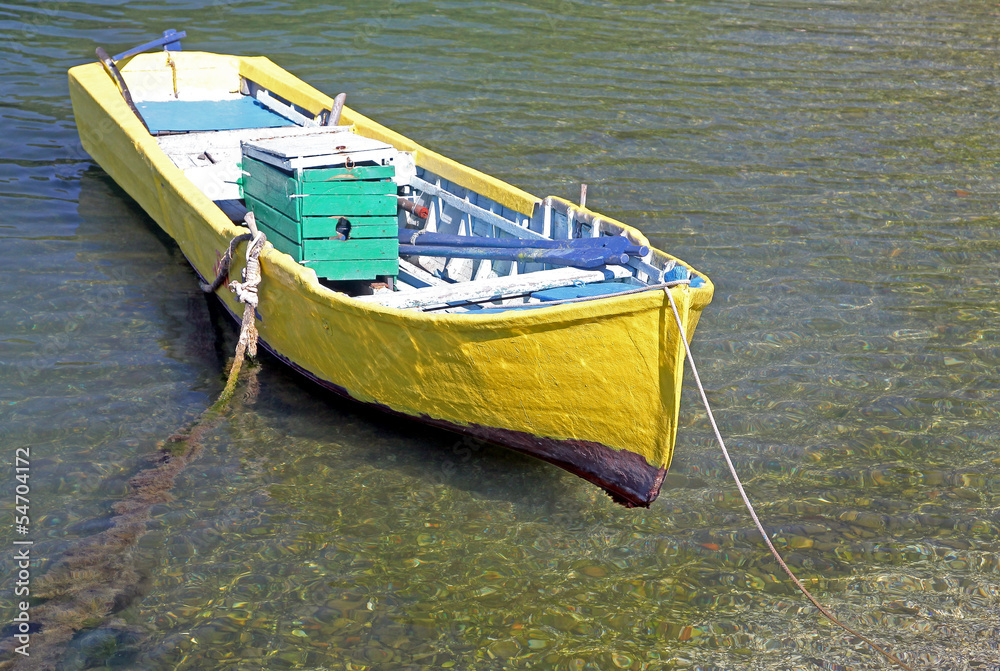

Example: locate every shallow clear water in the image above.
[2,1,1000,669]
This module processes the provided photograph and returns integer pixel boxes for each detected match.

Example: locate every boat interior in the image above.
[122,48,705,314]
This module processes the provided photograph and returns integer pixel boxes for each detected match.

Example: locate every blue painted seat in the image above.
[136,97,296,134]
[465,304,547,314]
[463,275,704,314]
[531,282,634,302]
[465,282,635,313]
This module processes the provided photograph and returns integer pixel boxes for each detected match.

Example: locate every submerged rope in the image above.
[662,287,915,671]
[0,220,267,671]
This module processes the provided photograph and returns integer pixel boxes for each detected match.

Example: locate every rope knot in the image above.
[228,231,265,307]
[224,226,266,360]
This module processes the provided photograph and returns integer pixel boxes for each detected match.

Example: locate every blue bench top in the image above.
[531,282,635,302]
[136,97,297,134]
[464,281,636,313]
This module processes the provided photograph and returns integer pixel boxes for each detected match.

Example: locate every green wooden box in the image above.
[240,156,399,280]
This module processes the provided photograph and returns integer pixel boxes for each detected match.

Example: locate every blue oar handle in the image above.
[112,29,187,62]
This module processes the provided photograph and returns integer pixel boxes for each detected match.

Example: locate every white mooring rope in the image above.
[662,287,915,671]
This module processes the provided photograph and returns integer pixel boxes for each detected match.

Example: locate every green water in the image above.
[2,1,1000,669]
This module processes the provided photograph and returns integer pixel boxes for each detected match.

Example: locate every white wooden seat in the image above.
[355,265,633,310]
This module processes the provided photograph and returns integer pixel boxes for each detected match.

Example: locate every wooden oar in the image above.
[325,92,347,126]
[398,243,629,269]
[398,230,649,258]
[95,47,150,133]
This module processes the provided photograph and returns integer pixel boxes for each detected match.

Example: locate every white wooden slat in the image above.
[355,265,633,310]
[254,89,318,127]
[472,258,493,281]
[629,257,673,283]
[242,130,398,171]
[396,258,448,289]
[245,128,391,159]
[411,177,547,241]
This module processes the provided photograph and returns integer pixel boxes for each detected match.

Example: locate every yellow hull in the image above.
[68,51,713,506]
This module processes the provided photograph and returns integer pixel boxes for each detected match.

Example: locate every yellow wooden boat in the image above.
[68,34,714,507]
